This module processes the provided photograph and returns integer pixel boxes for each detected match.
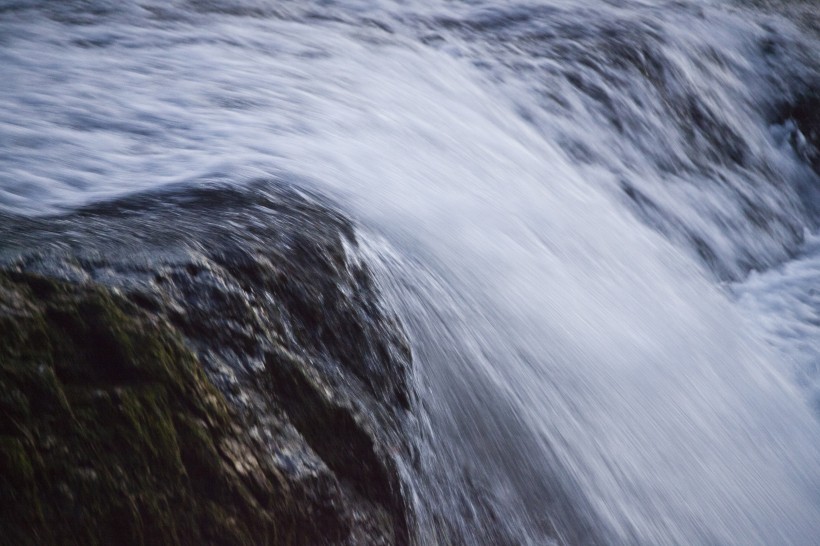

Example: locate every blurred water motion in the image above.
[1,1,818,544]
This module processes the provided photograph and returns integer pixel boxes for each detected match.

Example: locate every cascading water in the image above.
[1,1,818,544]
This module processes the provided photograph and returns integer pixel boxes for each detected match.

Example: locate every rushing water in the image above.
[1,1,818,544]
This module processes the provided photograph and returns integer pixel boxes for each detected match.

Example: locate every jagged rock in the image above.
[0,182,415,545]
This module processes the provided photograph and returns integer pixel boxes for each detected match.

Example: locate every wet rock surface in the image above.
[773,91,820,224]
[0,181,415,545]
[784,93,820,174]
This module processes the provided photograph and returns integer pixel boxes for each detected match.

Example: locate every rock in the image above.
[0,182,415,545]
[787,93,820,174]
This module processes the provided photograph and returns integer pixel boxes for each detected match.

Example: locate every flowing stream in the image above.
[1,1,818,544]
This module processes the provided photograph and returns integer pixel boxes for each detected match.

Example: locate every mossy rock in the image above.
[0,271,304,545]
[0,184,413,545]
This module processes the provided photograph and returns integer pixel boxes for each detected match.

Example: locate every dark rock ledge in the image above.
[0,182,415,545]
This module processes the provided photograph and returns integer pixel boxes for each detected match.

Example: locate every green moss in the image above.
[0,437,35,484]
[0,272,284,545]
[0,436,47,545]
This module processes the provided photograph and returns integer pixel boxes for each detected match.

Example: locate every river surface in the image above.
[1,1,819,544]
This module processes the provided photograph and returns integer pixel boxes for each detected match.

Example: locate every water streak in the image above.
[1,1,818,543]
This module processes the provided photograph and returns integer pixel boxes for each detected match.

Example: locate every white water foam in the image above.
[1,1,818,544]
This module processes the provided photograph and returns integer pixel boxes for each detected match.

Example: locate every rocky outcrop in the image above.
[0,182,415,545]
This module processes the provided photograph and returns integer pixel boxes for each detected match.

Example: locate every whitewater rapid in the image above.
[1,1,818,544]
